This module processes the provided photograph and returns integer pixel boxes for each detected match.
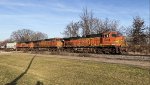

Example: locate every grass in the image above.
[0,53,149,85]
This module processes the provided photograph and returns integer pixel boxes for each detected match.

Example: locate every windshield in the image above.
[112,34,117,37]
[112,32,123,37]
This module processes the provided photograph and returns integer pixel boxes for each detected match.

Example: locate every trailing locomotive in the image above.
[9,31,127,54]
[16,38,63,51]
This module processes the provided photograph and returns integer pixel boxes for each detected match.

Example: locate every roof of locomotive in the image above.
[63,31,124,40]
[102,31,122,35]
[63,33,103,40]
[17,38,63,43]
[86,33,102,38]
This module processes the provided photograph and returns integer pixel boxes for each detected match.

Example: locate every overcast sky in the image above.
[0,0,149,41]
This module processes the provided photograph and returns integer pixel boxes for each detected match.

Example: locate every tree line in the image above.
[63,8,119,37]
[2,29,48,43]
[10,29,48,42]
[127,16,150,53]
[63,8,150,54]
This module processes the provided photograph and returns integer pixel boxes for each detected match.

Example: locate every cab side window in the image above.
[112,34,117,37]
[103,34,109,38]
[102,34,110,38]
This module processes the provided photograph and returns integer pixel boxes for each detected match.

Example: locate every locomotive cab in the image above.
[102,32,126,46]
[102,31,127,54]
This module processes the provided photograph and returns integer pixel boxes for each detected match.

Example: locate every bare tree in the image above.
[89,18,100,34]
[11,29,34,42]
[64,7,119,37]
[0,39,12,48]
[31,32,48,41]
[80,8,94,36]
[63,22,80,37]
[101,18,118,32]
[11,29,48,42]
[92,18,118,34]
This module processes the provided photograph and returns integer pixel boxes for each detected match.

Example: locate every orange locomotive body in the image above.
[38,38,63,48]
[16,38,63,51]
[37,38,63,51]
[16,31,127,54]
[64,37,91,47]
[102,31,126,46]
[101,31,127,53]
[63,31,127,54]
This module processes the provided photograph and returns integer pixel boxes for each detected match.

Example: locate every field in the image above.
[0,52,150,85]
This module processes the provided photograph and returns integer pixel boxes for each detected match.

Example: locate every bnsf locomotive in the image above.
[7,31,127,54]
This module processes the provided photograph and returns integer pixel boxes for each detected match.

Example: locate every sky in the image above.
[0,0,149,41]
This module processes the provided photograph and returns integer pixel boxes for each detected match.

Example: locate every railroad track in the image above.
[30,51,150,61]
[92,54,150,61]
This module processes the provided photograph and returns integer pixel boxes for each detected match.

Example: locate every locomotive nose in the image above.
[112,37,125,46]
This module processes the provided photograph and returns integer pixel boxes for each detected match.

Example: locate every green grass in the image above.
[0,53,149,85]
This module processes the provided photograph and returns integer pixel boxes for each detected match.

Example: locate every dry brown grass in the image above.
[0,53,150,85]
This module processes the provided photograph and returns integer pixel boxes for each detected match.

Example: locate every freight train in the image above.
[5,31,127,54]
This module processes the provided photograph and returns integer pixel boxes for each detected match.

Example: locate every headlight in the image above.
[111,44,116,45]
[115,40,120,43]
[112,40,122,45]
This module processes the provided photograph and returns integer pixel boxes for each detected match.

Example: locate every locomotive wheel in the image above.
[93,49,97,53]
[96,48,103,54]
[111,48,116,54]
[119,49,128,55]
[70,49,74,53]
[103,48,111,54]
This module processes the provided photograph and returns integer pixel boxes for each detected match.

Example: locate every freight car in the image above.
[14,31,127,54]
[6,42,17,51]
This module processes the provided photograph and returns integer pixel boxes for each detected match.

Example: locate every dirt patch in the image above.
[28,53,150,69]
[0,51,12,54]
[2,52,149,69]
